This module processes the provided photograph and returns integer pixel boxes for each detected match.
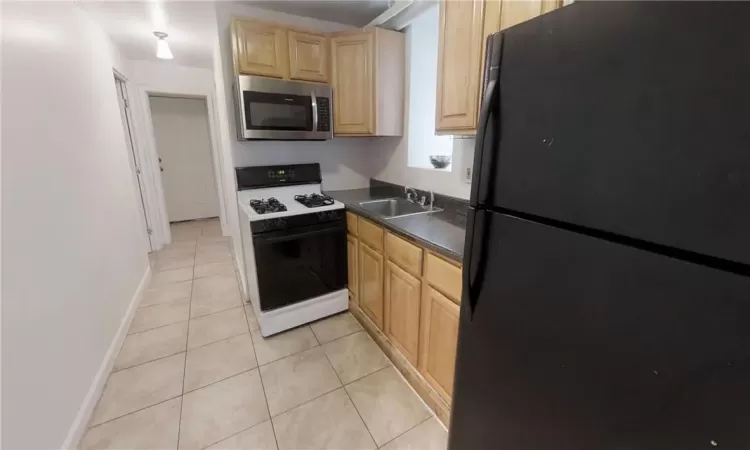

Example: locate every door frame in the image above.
[147,93,225,226]
[126,85,229,251]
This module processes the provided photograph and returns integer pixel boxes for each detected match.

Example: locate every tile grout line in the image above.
[320,342,379,447]
[124,318,189,338]
[121,310,246,356]
[249,327,280,450]
[176,235,198,450]
[377,415,434,449]
[87,394,184,430]
[197,421,261,450]
[111,349,187,374]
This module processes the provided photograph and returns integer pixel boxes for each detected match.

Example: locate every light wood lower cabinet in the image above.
[346,212,463,426]
[384,261,422,365]
[419,285,461,404]
[359,242,384,328]
[347,234,358,303]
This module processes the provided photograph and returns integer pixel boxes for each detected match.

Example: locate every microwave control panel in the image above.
[317,97,331,131]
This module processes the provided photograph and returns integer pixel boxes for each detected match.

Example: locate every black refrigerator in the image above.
[450,2,750,449]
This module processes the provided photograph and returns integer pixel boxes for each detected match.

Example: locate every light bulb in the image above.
[153,31,173,60]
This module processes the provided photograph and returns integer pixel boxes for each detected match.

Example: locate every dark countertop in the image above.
[326,188,467,262]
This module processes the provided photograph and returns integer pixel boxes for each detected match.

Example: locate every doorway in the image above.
[114,75,153,251]
[149,95,220,223]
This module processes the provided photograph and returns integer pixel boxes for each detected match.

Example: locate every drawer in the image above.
[346,211,358,235]
[358,217,384,252]
[424,253,462,303]
[386,232,423,276]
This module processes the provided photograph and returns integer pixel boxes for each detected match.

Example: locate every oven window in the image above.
[243,91,312,131]
[253,223,347,311]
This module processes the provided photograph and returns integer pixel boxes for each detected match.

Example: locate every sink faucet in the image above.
[417,190,435,209]
[404,186,418,203]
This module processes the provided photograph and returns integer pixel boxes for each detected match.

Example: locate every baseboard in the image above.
[232,246,248,301]
[61,266,152,449]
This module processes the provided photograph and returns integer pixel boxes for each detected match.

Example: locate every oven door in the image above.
[252,220,347,311]
[236,75,331,140]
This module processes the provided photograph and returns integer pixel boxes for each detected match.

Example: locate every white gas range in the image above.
[236,164,348,337]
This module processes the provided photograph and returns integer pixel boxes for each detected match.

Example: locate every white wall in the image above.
[1,3,150,449]
[370,7,475,199]
[128,59,215,97]
[406,5,453,169]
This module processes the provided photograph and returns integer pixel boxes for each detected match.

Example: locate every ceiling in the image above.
[82,1,218,69]
[247,0,395,27]
[82,0,416,69]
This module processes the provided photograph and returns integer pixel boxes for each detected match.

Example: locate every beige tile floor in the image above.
[81,218,448,450]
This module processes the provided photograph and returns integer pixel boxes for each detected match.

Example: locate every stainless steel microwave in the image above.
[234,75,332,141]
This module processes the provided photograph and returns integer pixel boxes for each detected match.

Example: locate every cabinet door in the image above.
[347,234,358,303]
[288,30,329,83]
[233,19,289,78]
[359,242,383,328]
[435,0,485,132]
[419,285,460,403]
[331,33,374,135]
[384,261,422,365]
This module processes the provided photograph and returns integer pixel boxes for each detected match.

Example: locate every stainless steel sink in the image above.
[358,198,443,219]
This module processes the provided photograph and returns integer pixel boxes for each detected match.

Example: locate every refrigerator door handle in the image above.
[470,33,502,207]
[471,78,499,207]
[462,208,488,318]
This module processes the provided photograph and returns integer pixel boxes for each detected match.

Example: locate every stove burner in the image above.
[295,193,335,208]
[249,197,287,214]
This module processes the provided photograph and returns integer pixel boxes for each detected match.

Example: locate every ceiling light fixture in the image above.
[153,31,173,60]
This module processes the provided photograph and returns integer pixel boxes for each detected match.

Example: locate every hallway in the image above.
[80,219,447,449]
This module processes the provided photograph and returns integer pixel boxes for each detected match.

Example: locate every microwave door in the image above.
[235,75,332,141]
[241,91,313,140]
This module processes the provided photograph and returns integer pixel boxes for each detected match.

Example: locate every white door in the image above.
[149,96,220,222]
[115,76,153,251]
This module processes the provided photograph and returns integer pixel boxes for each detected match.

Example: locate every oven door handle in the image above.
[253,222,344,244]
[311,92,319,132]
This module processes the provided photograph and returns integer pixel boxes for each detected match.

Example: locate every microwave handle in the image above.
[311,92,318,132]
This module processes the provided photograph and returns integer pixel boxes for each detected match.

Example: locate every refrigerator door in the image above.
[450,211,750,450]
[480,2,750,265]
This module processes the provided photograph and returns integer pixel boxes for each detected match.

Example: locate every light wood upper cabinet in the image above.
[435,0,563,134]
[359,242,384,329]
[347,234,359,303]
[331,32,374,135]
[384,261,422,365]
[435,0,487,133]
[331,28,405,137]
[419,285,461,403]
[288,30,329,83]
[232,19,289,79]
